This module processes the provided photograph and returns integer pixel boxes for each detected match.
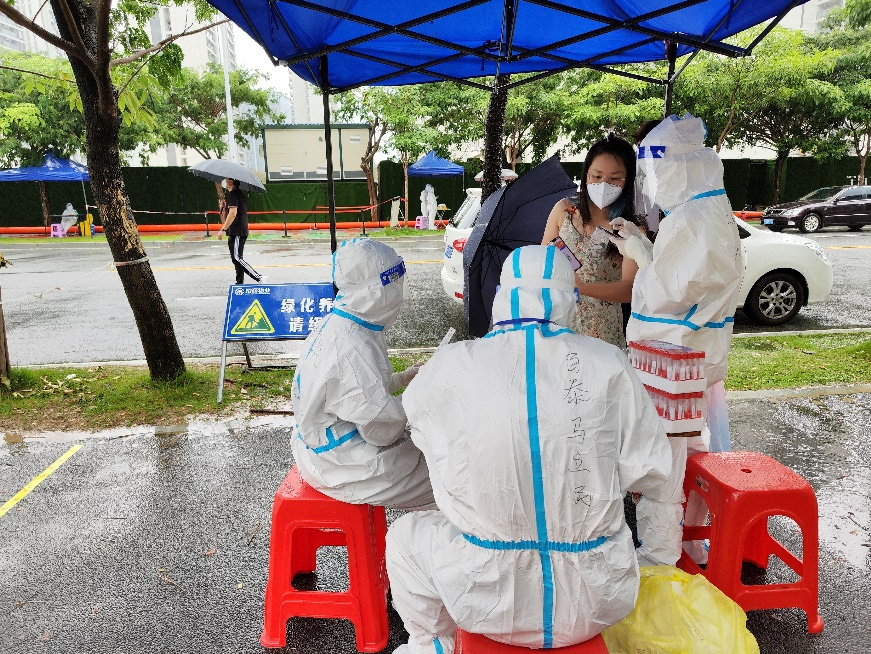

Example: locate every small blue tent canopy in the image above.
[0,151,89,182]
[0,151,90,225]
[408,151,465,177]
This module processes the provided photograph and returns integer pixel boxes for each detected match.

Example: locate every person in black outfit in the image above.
[217,178,262,284]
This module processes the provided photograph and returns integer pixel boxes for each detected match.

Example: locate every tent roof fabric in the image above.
[206,0,807,92]
[0,152,89,183]
[408,150,465,177]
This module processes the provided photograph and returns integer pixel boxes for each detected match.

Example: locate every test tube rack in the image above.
[629,340,707,435]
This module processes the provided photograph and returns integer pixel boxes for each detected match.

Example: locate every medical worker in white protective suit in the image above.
[385,245,674,654]
[291,238,435,510]
[607,114,744,566]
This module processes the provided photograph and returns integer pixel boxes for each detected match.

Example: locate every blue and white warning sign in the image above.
[222,283,334,341]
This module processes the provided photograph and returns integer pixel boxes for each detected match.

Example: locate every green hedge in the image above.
[1,155,864,227]
[0,166,371,227]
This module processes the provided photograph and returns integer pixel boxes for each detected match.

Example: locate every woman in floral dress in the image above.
[541,135,643,349]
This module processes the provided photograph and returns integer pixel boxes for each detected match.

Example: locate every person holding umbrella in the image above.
[217,178,262,284]
[540,134,643,348]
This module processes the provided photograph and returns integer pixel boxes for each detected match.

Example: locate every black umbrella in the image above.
[463,156,577,337]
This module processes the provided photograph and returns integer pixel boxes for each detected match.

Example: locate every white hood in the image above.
[638,114,725,213]
[332,238,406,330]
[490,245,577,330]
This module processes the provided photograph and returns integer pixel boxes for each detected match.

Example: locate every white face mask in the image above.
[587,182,623,210]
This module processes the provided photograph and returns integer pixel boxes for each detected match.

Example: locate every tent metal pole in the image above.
[664,40,678,117]
[321,55,337,255]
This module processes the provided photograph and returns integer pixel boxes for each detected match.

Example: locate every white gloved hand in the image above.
[622,234,654,269]
[610,217,653,250]
[389,364,421,391]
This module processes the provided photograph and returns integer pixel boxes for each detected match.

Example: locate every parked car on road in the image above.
[761,185,871,233]
[440,188,481,302]
[442,211,833,327]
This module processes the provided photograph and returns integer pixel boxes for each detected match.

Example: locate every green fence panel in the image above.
[0,166,371,227]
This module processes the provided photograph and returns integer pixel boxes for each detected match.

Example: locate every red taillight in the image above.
[455,292,464,299]
[453,238,467,253]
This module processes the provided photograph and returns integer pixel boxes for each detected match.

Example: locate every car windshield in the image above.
[799,187,842,201]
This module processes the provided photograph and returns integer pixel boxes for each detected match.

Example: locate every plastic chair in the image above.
[260,466,390,651]
[677,451,824,633]
[50,223,66,238]
[414,215,426,229]
[455,629,608,653]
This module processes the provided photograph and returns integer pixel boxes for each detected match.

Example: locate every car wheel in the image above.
[744,272,805,326]
[798,213,821,233]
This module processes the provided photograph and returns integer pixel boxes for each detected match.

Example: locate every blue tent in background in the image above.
[0,151,89,183]
[0,151,90,227]
[408,151,464,177]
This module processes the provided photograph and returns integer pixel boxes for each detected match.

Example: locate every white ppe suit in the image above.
[290,238,434,510]
[628,115,744,566]
[386,245,673,654]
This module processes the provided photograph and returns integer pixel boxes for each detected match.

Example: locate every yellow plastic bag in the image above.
[602,565,760,654]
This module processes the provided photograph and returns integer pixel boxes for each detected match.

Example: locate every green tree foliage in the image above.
[0,51,84,167]
[560,64,666,150]
[154,63,282,160]
[810,16,871,183]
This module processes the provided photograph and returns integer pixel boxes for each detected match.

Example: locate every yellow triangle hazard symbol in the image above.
[231,299,275,335]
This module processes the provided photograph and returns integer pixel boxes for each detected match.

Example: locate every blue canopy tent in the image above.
[0,151,89,184]
[0,151,90,232]
[204,0,809,251]
[408,151,465,178]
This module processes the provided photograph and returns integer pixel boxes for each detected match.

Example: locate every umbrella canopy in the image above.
[408,150,465,177]
[464,156,576,337]
[474,168,519,182]
[0,151,88,182]
[189,159,266,193]
[205,1,810,91]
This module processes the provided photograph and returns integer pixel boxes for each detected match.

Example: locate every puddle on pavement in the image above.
[817,463,871,570]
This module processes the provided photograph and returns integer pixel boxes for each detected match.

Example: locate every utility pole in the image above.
[221,20,237,162]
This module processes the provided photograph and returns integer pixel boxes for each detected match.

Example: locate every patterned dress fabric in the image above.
[558,210,626,349]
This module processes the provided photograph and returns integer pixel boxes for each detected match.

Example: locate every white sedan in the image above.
[442,209,832,327]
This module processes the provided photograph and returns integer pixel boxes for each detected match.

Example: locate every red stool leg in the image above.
[345,507,390,652]
[742,517,772,570]
[289,527,318,577]
[261,503,292,648]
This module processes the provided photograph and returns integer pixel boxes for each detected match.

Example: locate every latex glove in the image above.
[610,217,653,250]
[622,234,654,269]
[389,364,420,392]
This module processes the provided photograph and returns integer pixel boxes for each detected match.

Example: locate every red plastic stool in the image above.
[677,451,824,633]
[455,630,608,653]
[260,466,389,651]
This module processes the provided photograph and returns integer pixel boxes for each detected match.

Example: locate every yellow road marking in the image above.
[0,444,81,519]
[826,245,871,250]
[153,260,443,272]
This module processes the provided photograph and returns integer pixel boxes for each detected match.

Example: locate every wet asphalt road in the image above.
[2,227,871,366]
[2,392,870,653]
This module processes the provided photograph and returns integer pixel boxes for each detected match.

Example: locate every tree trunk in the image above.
[772,150,789,205]
[40,182,51,231]
[362,162,377,212]
[482,73,510,202]
[402,154,409,228]
[52,0,185,381]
